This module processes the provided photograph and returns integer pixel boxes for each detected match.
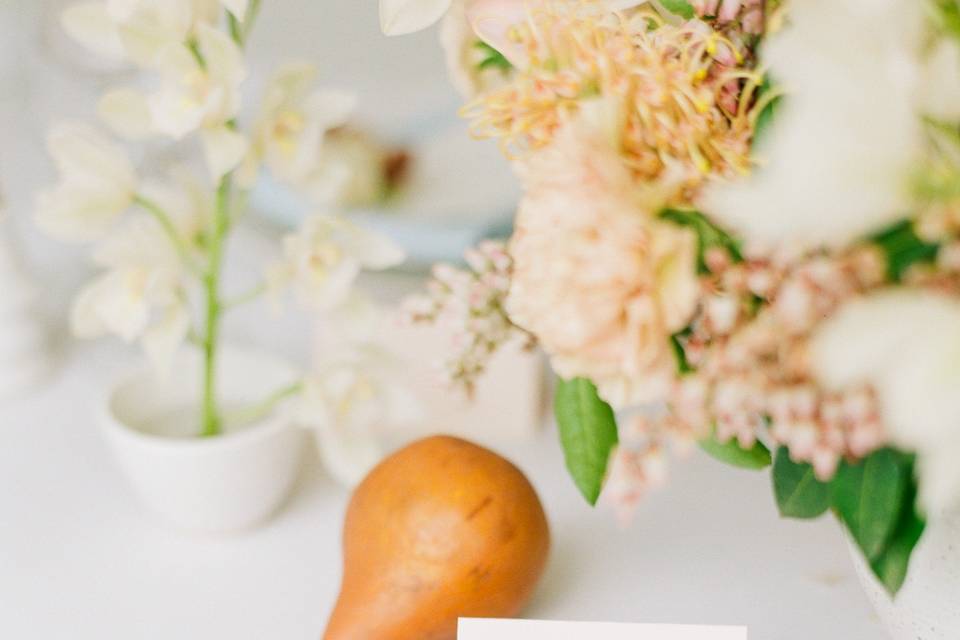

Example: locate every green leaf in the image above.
[659,0,695,19]
[831,448,911,561]
[659,208,743,273]
[670,331,693,375]
[868,480,925,596]
[474,41,512,73]
[772,447,830,519]
[753,76,781,146]
[554,377,619,505]
[699,433,771,470]
[870,219,939,282]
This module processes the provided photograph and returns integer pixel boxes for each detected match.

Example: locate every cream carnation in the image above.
[506,122,699,408]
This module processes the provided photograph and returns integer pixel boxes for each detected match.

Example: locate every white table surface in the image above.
[0,343,886,639]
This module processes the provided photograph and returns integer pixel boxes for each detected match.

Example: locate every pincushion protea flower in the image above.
[462,3,762,194]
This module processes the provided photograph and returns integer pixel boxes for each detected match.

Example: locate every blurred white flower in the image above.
[700,0,927,249]
[36,122,137,242]
[241,63,356,201]
[61,0,224,67]
[299,344,420,486]
[268,213,405,310]
[380,0,456,36]
[71,214,192,373]
[98,24,248,180]
[920,38,960,123]
[810,290,960,514]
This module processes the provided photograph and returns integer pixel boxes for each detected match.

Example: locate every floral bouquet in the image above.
[388,0,960,596]
[36,0,416,486]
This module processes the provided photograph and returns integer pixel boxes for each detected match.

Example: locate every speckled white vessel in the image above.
[851,513,960,639]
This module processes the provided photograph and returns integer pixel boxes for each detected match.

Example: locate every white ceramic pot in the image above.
[101,346,305,534]
[850,513,960,639]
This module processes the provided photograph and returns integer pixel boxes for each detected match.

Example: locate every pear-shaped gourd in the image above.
[324,435,550,640]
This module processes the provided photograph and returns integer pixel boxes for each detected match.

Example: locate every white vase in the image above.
[850,513,960,639]
[100,346,306,534]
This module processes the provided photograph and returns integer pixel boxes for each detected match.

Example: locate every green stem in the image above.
[223,381,303,427]
[227,0,263,48]
[200,177,232,437]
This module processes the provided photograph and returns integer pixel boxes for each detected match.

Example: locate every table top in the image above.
[0,344,885,639]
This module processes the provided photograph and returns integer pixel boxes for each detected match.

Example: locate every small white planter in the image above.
[850,513,960,639]
[101,346,305,534]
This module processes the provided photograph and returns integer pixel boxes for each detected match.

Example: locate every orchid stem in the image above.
[223,381,303,427]
[200,176,232,438]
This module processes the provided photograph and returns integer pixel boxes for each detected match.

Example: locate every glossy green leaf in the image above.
[753,76,781,146]
[659,0,694,19]
[831,448,910,561]
[772,447,830,519]
[699,434,771,470]
[659,207,743,273]
[869,481,925,596]
[870,219,939,282]
[554,377,619,506]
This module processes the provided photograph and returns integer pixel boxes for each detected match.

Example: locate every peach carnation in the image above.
[506,122,699,408]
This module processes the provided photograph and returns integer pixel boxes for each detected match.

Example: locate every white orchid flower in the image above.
[71,215,192,374]
[298,343,420,486]
[36,122,138,242]
[811,290,960,515]
[61,0,226,67]
[240,63,356,200]
[99,24,248,180]
[268,213,405,310]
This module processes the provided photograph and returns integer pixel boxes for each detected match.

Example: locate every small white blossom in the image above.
[61,0,225,67]
[299,344,419,486]
[241,63,356,202]
[71,214,192,373]
[98,24,248,180]
[269,213,405,310]
[36,122,137,242]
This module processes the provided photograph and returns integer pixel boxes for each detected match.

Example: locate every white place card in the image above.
[458,619,747,639]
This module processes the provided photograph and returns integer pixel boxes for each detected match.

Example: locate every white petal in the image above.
[465,0,529,66]
[70,270,150,341]
[201,126,249,181]
[379,0,453,35]
[263,62,318,113]
[304,90,356,130]
[36,184,132,242]
[46,122,137,193]
[70,277,111,338]
[310,397,383,487]
[141,303,189,376]
[61,2,125,59]
[98,88,154,139]
[921,39,960,122]
[196,23,245,84]
[345,225,406,270]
